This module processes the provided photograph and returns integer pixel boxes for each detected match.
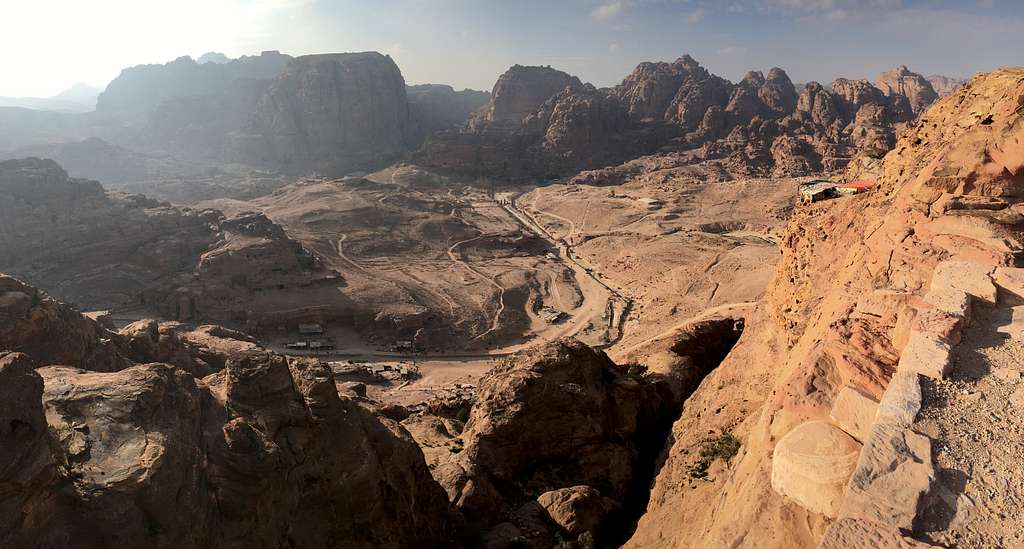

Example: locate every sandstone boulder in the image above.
[438,338,674,530]
[840,423,934,531]
[771,420,862,517]
[930,260,997,304]
[537,485,620,538]
[876,371,923,426]
[830,386,880,443]
[897,331,952,379]
[821,518,939,548]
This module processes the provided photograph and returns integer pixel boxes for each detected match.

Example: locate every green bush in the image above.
[688,432,741,479]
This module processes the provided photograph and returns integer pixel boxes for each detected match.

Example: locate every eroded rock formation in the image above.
[227,53,412,175]
[416,56,940,181]
[625,67,1024,548]
[0,158,346,331]
[0,278,458,548]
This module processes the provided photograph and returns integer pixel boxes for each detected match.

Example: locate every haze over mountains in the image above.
[2,35,1023,549]
[1,49,961,193]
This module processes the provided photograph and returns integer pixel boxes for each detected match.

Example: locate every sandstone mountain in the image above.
[927,74,969,96]
[416,56,940,181]
[0,158,351,333]
[0,274,459,548]
[1,51,489,190]
[97,50,292,114]
[625,67,1024,548]
[875,64,939,116]
[224,52,412,175]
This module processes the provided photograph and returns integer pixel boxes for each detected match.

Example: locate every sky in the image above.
[2,0,1023,97]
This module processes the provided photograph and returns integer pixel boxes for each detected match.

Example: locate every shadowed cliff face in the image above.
[227,53,412,176]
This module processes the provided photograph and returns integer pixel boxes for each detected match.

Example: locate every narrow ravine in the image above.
[605,316,747,546]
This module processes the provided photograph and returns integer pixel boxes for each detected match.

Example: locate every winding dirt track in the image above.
[446,233,506,340]
[334,234,369,274]
[501,193,633,348]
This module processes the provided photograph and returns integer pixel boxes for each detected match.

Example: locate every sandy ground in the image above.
[915,297,1024,547]
[374,357,499,407]
[202,164,803,409]
[519,175,795,350]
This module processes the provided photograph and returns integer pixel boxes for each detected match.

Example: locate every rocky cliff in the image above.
[226,53,412,175]
[927,74,969,96]
[876,65,939,116]
[625,67,1024,548]
[0,158,348,331]
[0,275,459,548]
[97,51,293,114]
[416,56,940,181]
[407,83,490,135]
[6,51,486,185]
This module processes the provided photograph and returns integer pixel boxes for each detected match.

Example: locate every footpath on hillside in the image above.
[914,290,1024,547]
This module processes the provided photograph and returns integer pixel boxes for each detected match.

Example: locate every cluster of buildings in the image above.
[539,307,568,324]
[798,179,875,203]
[284,323,336,353]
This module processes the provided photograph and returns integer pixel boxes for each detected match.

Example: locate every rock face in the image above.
[432,338,679,543]
[0,158,347,331]
[625,67,1024,548]
[8,50,485,182]
[97,51,292,114]
[926,74,968,96]
[0,278,458,548]
[227,53,411,175]
[417,55,938,180]
[407,84,490,136]
[469,65,581,132]
[875,65,939,116]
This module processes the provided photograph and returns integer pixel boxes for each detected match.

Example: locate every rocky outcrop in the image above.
[876,65,939,116]
[614,55,706,121]
[417,64,656,179]
[625,67,1024,548]
[432,338,679,544]
[416,56,939,181]
[0,278,459,548]
[926,74,968,96]
[227,53,412,175]
[407,84,490,135]
[469,65,581,132]
[0,158,346,331]
[98,51,292,114]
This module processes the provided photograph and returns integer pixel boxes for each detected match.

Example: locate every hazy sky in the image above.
[3,0,1023,97]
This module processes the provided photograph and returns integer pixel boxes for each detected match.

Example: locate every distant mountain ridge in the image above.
[0,83,100,113]
[417,57,941,180]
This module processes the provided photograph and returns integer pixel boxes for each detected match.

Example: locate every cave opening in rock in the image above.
[606,316,746,546]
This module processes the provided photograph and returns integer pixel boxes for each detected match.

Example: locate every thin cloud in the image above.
[591,1,625,21]
[717,45,748,56]
[687,7,706,23]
